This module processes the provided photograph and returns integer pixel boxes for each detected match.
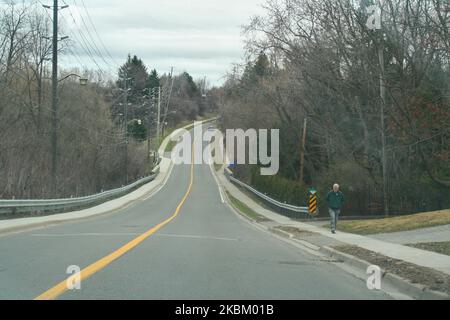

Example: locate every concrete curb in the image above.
[320,246,450,300]
[271,228,321,251]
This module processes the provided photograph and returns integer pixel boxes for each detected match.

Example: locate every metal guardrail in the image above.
[225,169,312,220]
[0,164,162,217]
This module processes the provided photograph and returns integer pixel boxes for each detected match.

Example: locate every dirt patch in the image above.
[334,245,450,295]
[274,226,319,238]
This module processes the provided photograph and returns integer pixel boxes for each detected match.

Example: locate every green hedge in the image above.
[245,166,450,216]
[250,168,309,207]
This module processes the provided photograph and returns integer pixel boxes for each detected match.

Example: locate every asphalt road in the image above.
[0,136,389,300]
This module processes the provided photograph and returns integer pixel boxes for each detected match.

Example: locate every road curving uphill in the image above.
[0,119,217,235]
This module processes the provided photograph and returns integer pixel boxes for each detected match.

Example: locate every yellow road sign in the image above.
[309,194,318,215]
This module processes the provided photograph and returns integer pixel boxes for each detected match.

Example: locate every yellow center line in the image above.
[35,143,195,300]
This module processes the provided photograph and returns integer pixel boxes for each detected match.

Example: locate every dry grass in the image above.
[226,191,271,223]
[338,210,450,235]
[408,242,450,256]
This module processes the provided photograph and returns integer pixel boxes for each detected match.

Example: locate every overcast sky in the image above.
[55,0,266,85]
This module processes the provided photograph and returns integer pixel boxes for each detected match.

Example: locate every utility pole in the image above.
[157,86,161,143]
[147,87,156,163]
[378,7,389,216]
[124,79,129,184]
[118,70,132,184]
[202,76,207,98]
[146,91,152,163]
[51,0,58,196]
[379,42,389,216]
[44,0,67,196]
[300,117,308,185]
[161,67,174,137]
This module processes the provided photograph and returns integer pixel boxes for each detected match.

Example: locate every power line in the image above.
[32,1,87,73]
[63,44,88,70]
[9,1,120,79]
[66,0,118,75]
[35,0,95,73]
[78,0,119,68]
[59,0,113,77]
[59,15,95,68]
[386,127,450,152]
[67,0,116,73]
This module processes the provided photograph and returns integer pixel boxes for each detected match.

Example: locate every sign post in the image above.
[308,188,319,215]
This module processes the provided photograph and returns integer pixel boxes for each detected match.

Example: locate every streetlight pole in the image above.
[58,73,88,85]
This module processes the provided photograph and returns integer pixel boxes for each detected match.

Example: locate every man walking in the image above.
[327,184,345,234]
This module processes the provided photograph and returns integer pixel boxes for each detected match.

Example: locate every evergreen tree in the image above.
[117,54,149,103]
[148,69,160,89]
[182,72,199,98]
[253,52,270,77]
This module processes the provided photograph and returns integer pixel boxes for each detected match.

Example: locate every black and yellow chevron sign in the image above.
[309,193,318,215]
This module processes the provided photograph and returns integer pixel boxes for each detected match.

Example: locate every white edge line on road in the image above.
[30,233,240,242]
[207,142,225,204]
[141,159,174,202]
[156,233,239,242]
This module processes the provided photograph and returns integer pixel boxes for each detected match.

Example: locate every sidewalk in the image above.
[217,170,450,276]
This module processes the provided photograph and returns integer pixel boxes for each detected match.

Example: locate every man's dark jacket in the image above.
[327,191,345,210]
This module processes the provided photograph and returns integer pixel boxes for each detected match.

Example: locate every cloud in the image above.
[57,0,266,85]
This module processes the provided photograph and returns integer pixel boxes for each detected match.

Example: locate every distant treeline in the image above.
[0,2,217,199]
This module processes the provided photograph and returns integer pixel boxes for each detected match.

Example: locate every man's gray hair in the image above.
[333,183,340,189]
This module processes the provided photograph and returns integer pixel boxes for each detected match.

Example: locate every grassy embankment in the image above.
[226,191,271,223]
[336,210,450,235]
